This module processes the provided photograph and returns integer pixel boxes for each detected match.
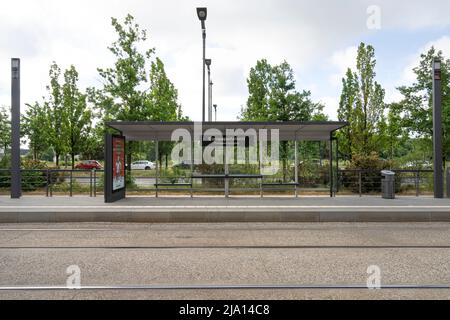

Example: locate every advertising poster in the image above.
[112,136,125,191]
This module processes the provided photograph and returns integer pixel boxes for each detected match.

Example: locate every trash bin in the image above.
[381,170,395,199]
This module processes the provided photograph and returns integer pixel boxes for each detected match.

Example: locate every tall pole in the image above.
[329,134,333,198]
[433,58,443,198]
[294,138,298,198]
[11,58,21,199]
[207,65,212,121]
[197,8,207,122]
[155,140,159,198]
[202,29,206,122]
[209,79,213,121]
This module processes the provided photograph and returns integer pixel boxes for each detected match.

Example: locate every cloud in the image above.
[315,96,339,121]
[399,36,450,86]
[1,0,450,122]
[328,46,358,87]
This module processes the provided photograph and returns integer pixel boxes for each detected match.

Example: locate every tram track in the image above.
[1,245,450,249]
[1,284,450,291]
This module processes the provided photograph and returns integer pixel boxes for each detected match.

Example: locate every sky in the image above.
[1,0,450,122]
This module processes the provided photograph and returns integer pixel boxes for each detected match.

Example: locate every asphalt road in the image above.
[1,222,450,299]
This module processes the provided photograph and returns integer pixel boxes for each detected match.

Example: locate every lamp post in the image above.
[432,58,443,198]
[213,104,217,121]
[196,7,207,122]
[11,58,21,198]
[209,78,213,121]
[205,58,212,121]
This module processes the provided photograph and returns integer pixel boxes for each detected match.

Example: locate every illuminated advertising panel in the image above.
[112,136,125,191]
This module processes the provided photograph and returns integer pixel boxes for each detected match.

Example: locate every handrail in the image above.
[0,168,438,197]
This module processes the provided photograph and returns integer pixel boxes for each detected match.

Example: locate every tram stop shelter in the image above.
[104,121,347,203]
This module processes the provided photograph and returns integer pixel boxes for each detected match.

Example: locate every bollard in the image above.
[415,170,420,197]
[69,170,73,197]
[447,167,450,198]
[89,170,93,197]
[358,171,362,197]
[46,169,50,197]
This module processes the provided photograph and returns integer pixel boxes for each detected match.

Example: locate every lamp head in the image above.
[433,59,441,70]
[11,59,20,69]
[196,7,207,21]
[11,58,20,79]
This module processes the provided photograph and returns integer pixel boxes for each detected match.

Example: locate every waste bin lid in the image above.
[381,170,395,176]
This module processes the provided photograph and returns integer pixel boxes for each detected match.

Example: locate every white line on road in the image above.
[0,229,113,231]
[2,205,450,209]
[1,284,450,290]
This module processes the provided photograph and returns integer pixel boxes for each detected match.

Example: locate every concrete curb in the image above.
[1,206,450,223]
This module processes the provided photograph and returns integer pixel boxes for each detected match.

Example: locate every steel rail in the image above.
[1,245,450,250]
[1,284,450,291]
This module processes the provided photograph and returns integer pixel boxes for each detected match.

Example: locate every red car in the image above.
[75,160,102,170]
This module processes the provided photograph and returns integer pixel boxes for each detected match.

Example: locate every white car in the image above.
[130,160,155,170]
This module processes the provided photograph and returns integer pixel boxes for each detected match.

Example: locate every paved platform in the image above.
[1,222,450,299]
[1,196,450,223]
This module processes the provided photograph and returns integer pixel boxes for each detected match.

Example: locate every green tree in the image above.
[336,43,386,158]
[241,59,322,122]
[241,59,274,121]
[61,66,92,168]
[22,102,49,160]
[96,14,155,171]
[240,59,325,180]
[147,57,182,121]
[95,14,185,170]
[0,106,10,156]
[146,57,183,168]
[46,62,67,166]
[80,125,104,161]
[337,68,359,158]
[380,103,406,162]
[396,46,450,166]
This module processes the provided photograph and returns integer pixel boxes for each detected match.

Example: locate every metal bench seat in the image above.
[261,182,299,197]
[191,174,262,179]
[262,182,299,186]
[154,183,192,186]
[155,182,193,197]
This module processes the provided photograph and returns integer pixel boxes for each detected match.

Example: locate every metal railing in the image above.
[0,168,441,197]
[337,169,435,197]
[0,169,103,197]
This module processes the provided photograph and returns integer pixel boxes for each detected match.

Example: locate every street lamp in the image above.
[434,60,441,70]
[196,7,207,28]
[205,58,213,121]
[196,7,207,122]
[11,58,20,79]
[209,78,213,121]
[432,58,443,198]
[11,58,21,198]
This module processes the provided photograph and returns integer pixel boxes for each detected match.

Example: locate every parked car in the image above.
[172,160,192,169]
[131,160,155,170]
[403,160,432,169]
[75,160,102,170]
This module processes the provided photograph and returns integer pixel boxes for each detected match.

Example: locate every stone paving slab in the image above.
[2,195,450,207]
[1,196,450,223]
